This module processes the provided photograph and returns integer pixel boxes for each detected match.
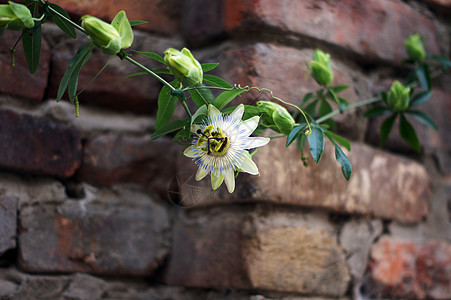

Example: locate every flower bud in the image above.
[387,81,410,112]
[164,48,203,87]
[311,49,334,87]
[404,34,426,61]
[0,2,34,30]
[111,10,133,50]
[81,15,121,55]
[257,101,295,135]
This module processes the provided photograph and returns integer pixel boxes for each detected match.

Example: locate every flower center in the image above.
[196,125,231,156]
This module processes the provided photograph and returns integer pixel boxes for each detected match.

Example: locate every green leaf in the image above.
[405,110,438,130]
[155,80,178,130]
[399,114,421,152]
[173,118,192,145]
[124,69,171,78]
[22,24,41,74]
[379,113,397,147]
[301,92,315,105]
[307,125,324,164]
[67,46,92,103]
[319,98,333,116]
[151,119,187,140]
[333,142,352,180]
[328,85,349,93]
[133,50,165,64]
[49,4,77,39]
[129,20,148,26]
[363,106,392,118]
[326,88,340,104]
[189,83,215,107]
[304,99,319,117]
[201,63,219,72]
[286,123,308,147]
[380,91,388,104]
[415,63,431,90]
[57,43,94,102]
[213,88,246,109]
[409,90,432,107]
[324,130,351,151]
[429,55,451,71]
[203,74,233,89]
[191,105,208,125]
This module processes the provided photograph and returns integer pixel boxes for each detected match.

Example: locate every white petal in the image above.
[239,151,259,175]
[224,169,235,193]
[242,137,270,149]
[211,173,224,190]
[240,116,260,136]
[208,104,221,119]
[191,123,201,133]
[195,167,209,181]
[183,146,198,158]
[230,104,244,121]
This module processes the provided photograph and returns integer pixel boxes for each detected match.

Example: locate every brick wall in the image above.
[0,0,450,299]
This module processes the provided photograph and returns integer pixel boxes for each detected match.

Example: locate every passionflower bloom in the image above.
[183,104,270,193]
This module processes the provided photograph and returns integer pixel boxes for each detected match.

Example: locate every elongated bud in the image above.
[387,81,410,112]
[404,34,426,61]
[311,49,334,87]
[111,10,133,49]
[81,15,121,55]
[0,2,34,30]
[257,101,295,135]
[164,48,203,87]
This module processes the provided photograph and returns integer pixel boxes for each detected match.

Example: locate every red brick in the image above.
[0,31,50,102]
[0,109,82,177]
[185,0,447,63]
[49,0,182,35]
[178,139,429,223]
[365,236,451,299]
[423,0,451,14]
[76,134,180,199]
[164,206,350,297]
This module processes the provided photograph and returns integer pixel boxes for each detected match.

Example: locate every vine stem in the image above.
[38,0,87,34]
[315,96,380,124]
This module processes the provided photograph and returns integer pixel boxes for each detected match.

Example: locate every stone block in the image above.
[0,30,50,102]
[178,139,430,223]
[184,0,447,63]
[164,206,350,297]
[0,109,82,177]
[364,236,451,299]
[0,196,17,255]
[19,185,171,276]
[76,134,180,199]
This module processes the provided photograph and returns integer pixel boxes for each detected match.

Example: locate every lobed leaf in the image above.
[213,88,246,109]
[201,63,219,72]
[307,125,325,164]
[49,4,77,39]
[151,119,187,140]
[405,110,438,130]
[133,50,165,64]
[363,106,392,118]
[379,113,397,147]
[129,20,148,26]
[415,63,431,90]
[155,80,178,130]
[67,46,92,103]
[22,19,41,74]
[409,90,432,107]
[333,142,352,180]
[203,74,233,89]
[286,123,308,147]
[324,130,351,151]
[399,114,421,152]
[189,83,215,107]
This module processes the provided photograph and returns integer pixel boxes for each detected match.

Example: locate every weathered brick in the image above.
[164,206,350,297]
[19,185,171,276]
[0,30,50,102]
[364,236,451,299]
[216,44,367,139]
[48,0,182,35]
[367,87,450,154]
[423,0,451,14]
[178,139,429,223]
[76,134,180,198]
[185,0,446,63]
[0,109,82,177]
[0,196,17,255]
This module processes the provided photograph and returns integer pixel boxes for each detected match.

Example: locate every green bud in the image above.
[81,15,121,55]
[387,81,410,112]
[111,10,133,50]
[311,49,334,87]
[256,101,295,135]
[0,2,34,30]
[164,48,203,87]
[404,34,426,61]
